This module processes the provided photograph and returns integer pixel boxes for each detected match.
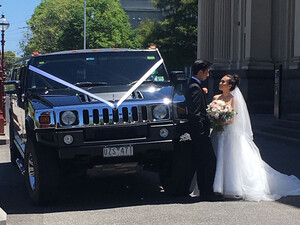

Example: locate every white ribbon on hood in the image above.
[29,65,115,108]
[116,59,163,107]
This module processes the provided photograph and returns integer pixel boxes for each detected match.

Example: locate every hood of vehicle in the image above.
[29,84,179,109]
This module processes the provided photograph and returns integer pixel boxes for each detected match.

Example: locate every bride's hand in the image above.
[216,120,226,125]
[218,118,233,125]
[226,118,233,124]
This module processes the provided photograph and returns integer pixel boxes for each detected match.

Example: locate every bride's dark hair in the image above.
[226,74,240,91]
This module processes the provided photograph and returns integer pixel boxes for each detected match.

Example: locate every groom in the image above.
[185,59,219,201]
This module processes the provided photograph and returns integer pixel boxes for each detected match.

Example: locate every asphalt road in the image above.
[0,131,299,225]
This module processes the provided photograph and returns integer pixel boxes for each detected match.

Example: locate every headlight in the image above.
[61,111,77,125]
[153,105,168,120]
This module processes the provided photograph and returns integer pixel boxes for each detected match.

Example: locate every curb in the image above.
[253,131,300,146]
[0,123,9,145]
[0,135,9,145]
[0,208,6,225]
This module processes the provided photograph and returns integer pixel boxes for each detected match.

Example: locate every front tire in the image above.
[24,139,60,205]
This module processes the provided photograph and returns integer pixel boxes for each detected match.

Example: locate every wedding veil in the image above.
[230,87,253,140]
[230,86,300,200]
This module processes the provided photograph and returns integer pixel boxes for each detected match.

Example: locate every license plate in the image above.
[103,146,133,158]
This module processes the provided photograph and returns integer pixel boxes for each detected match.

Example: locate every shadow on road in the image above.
[0,162,196,215]
[1,134,300,215]
[277,196,300,209]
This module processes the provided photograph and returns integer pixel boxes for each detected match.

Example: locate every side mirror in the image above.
[4,80,20,94]
[169,71,187,84]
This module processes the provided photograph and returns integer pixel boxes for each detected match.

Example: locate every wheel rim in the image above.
[28,153,36,191]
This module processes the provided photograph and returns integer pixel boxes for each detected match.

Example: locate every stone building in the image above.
[197,0,300,120]
[120,0,163,29]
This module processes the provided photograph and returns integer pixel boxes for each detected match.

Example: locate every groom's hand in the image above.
[202,87,208,94]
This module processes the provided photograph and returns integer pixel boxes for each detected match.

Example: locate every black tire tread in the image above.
[24,139,60,205]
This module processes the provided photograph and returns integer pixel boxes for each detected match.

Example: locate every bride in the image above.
[191,74,300,201]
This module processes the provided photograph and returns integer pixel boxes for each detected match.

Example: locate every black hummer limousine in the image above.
[5,48,193,204]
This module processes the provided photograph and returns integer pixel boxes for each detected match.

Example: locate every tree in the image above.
[1,51,19,73]
[22,0,140,55]
[138,0,198,71]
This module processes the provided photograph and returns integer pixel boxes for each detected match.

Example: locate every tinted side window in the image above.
[11,69,18,80]
[19,67,27,93]
[16,68,21,81]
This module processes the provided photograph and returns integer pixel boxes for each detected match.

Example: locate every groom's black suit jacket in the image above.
[184,78,216,197]
[185,78,210,138]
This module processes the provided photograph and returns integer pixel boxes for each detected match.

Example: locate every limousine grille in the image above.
[71,105,152,126]
[82,106,149,125]
[57,103,171,128]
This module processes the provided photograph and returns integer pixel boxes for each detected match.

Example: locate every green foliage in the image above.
[22,0,140,55]
[2,51,19,72]
[138,0,197,71]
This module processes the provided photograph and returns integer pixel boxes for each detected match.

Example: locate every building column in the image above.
[213,0,232,69]
[242,0,273,69]
[292,0,300,67]
[197,0,214,61]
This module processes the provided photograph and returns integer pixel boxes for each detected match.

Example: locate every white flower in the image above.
[214,113,219,119]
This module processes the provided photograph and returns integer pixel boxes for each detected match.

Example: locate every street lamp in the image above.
[0,14,10,73]
[0,14,9,135]
[84,0,86,49]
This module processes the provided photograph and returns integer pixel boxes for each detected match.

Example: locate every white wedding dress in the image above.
[190,87,300,201]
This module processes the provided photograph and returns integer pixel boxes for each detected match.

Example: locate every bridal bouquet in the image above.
[206,100,237,131]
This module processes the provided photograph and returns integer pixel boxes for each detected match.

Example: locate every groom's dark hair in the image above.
[192,59,212,75]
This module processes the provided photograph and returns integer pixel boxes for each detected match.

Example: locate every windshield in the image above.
[28,50,169,90]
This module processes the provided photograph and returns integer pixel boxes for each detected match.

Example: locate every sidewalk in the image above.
[250,113,275,128]
[0,208,6,225]
[0,124,8,225]
[250,113,300,145]
[0,123,9,145]
[250,113,275,136]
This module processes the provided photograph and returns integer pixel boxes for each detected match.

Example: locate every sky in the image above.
[0,0,41,56]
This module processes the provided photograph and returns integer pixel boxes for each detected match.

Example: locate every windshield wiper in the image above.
[28,86,62,92]
[129,79,153,85]
[74,81,108,87]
